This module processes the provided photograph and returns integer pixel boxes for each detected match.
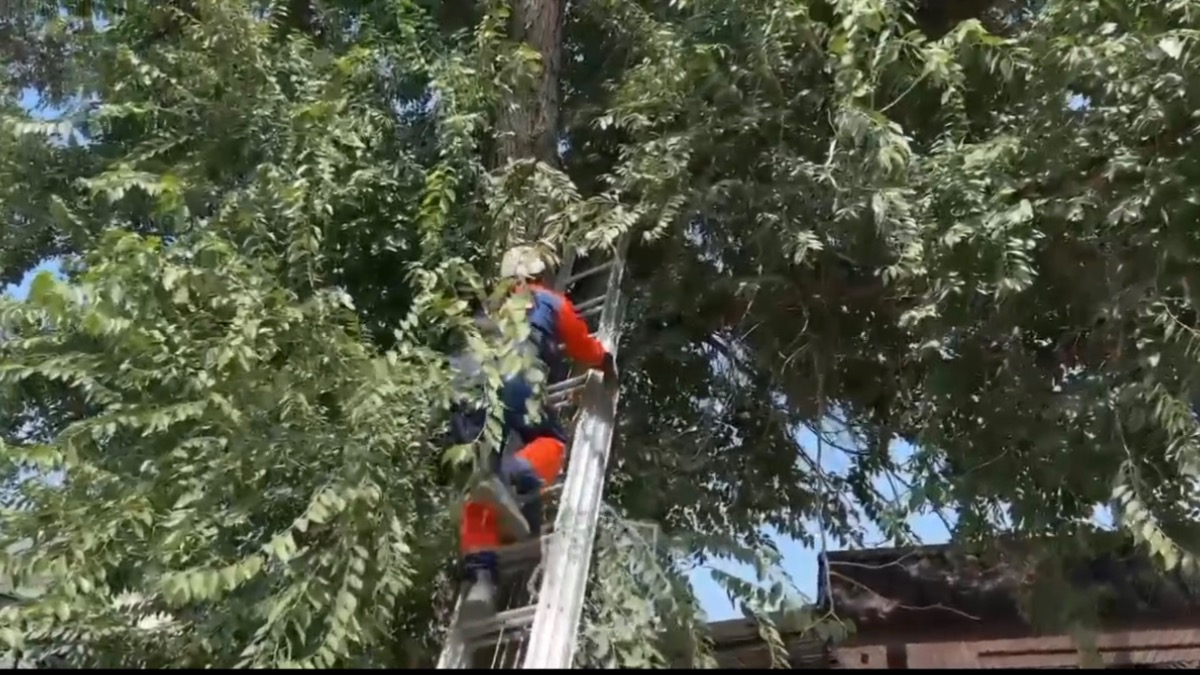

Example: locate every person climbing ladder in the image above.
[453,245,618,621]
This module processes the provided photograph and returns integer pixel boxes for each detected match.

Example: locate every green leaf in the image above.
[1159,36,1183,59]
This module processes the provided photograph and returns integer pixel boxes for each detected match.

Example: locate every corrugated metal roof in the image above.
[707,616,837,669]
[819,541,1200,632]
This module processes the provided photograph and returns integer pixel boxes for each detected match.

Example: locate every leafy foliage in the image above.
[0,230,464,666]
[3,0,1200,668]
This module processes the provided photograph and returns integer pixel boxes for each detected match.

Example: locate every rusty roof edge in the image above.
[705,610,835,649]
[825,541,959,563]
[825,531,1146,565]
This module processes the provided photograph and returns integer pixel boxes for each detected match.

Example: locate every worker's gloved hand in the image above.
[600,352,619,394]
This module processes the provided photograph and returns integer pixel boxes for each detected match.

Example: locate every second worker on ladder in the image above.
[450,245,617,621]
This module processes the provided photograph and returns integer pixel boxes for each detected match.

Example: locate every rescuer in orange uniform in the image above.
[450,246,617,620]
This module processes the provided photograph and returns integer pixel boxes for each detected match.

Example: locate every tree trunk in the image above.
[495,0,565,245]
[497,0,564,165]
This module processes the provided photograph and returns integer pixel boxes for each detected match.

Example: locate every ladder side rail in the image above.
[552,249,580,292]
[521,236,629,669]
[436,598,470,668]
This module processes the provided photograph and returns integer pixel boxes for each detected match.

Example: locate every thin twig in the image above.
[827,570,983,622]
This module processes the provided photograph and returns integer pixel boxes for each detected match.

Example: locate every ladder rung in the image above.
[498,535,546,570]
[458,604,537,641]
[547,374,588,396]
[516,481,563,505]
[580,303,603,318]
[574,295,605,313]
[547,389,582,407]
[564,260,616,285]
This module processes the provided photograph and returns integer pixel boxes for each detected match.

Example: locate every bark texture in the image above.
[496,0,565,167]
[495,0,566,247]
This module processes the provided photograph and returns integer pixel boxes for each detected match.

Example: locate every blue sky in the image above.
[686,432,951,619]
[4,261,62,301]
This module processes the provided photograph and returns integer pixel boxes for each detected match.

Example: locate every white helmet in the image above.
[499,245,549,280]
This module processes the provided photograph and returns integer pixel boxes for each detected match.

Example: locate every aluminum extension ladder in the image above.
[436,238,628,670]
